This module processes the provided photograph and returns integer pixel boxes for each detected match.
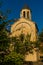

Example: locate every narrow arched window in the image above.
[23,11,25,18]
[27,11,29,18]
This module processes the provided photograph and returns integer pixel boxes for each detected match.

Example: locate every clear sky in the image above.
[0,0,43,32]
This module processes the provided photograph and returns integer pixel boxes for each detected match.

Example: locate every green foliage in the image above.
[4,51,24,65]
[12,34,34,54]
[39,30,43,42]
[33,41,40,48]
[38,29,43,53]
[0,16,10,51]
[0,14,24,65]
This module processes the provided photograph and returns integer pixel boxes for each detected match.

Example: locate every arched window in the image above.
[27,11,29,18]
[23,11,25,18]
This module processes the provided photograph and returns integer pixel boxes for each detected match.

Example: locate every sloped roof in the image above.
[21,5,31,11]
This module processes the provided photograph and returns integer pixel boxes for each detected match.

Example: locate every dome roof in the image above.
[21,5,31,10]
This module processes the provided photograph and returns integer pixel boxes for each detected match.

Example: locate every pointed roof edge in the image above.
[20,4,32,12]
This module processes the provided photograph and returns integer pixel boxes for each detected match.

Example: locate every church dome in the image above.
[21,5,31,11]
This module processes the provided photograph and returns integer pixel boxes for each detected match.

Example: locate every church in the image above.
[10,5,40,62]
[10,5,38,42]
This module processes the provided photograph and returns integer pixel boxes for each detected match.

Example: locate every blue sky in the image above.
[0,0,43,32]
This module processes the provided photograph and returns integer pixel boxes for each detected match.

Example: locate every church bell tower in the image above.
[20,5,32,20]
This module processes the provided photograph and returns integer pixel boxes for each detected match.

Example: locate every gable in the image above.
[10,18,38,41]
[11,18,35,32]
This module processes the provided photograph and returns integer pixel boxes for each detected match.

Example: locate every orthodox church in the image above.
[10,5,38,42]
[10,5,40,61]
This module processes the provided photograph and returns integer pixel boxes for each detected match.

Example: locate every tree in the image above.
[0,15,11,62]
[12,34,34,54]
[0,14,24,65]
[39,29,43,42]
[4,51,24,65]
[38,29,43,53]
[12,34,36,65]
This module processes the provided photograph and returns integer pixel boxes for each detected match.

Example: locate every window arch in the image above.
[23,11,25,18]
[27,11,29,18]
